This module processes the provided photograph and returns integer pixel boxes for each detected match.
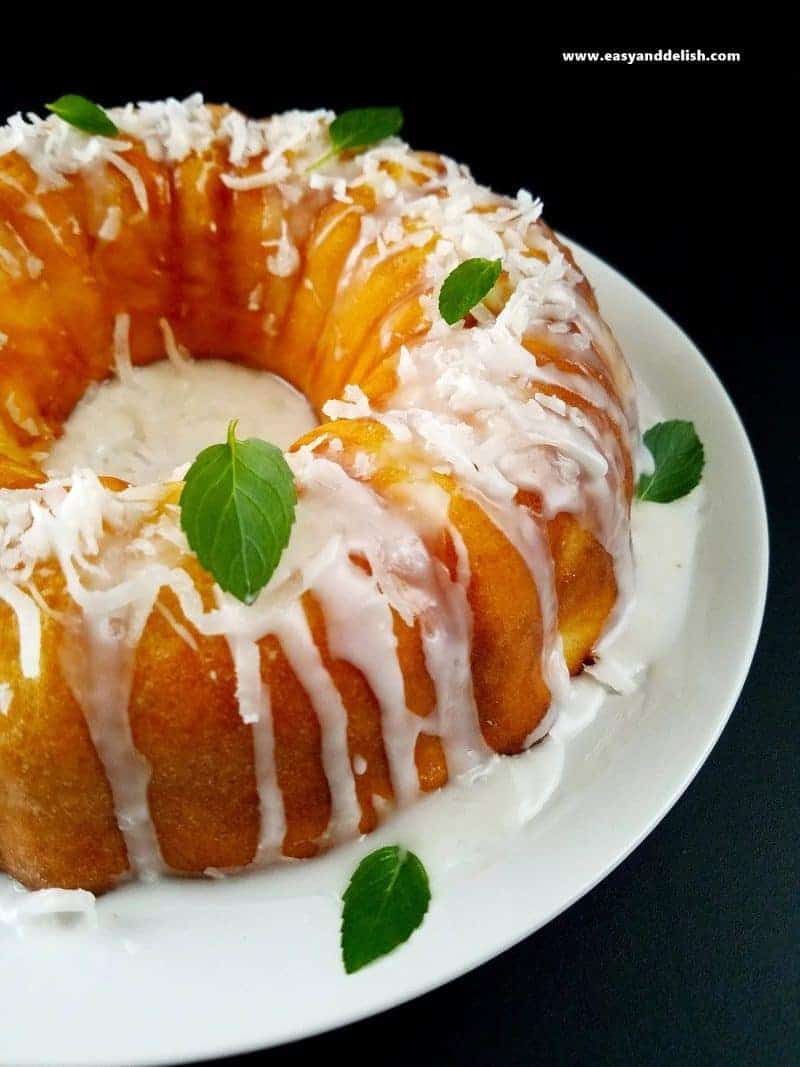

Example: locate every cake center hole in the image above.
[43,359,318,485]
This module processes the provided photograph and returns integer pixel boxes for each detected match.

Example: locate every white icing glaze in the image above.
[226,630,286,864]
[270,602,360,842]
[313,557,420,806]
[60,602,164,880]
[0,882,97,928]
[0,577,41,677]
[416,523,487,777]
[44,359,317,485]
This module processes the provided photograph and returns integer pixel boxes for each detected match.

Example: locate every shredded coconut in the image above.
[97,205,122,241]
[111,94,215,163]
[264,220,300,277]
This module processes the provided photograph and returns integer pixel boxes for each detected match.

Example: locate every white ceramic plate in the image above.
[0,241,768,1067]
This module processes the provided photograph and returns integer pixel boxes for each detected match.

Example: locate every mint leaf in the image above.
[330,106,403,154]
[341,845,431,974]
[179,421,296,604]
[636,420,705,503]
[309,106,403,170]
[46,94,118,137]
[438,257,502,325]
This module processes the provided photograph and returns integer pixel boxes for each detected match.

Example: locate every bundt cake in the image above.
[0,96,637,892]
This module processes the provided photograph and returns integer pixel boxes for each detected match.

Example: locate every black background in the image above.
[1,29,796,1067]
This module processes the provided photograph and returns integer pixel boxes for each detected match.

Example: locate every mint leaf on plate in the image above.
[341,845,431,974]
[636,419,704,503]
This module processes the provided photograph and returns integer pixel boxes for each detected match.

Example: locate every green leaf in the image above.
[438,257,503,325]
[309,106,403,170]
[341,845,431,974]
[636,420,705,503]
[46,94,119,137]
[179,420,297,604]
[330,106,403,154]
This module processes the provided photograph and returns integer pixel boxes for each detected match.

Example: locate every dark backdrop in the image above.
[1,31,796,1067]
